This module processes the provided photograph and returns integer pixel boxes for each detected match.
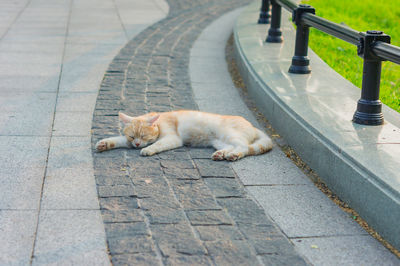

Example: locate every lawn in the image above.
[301,0,400,112]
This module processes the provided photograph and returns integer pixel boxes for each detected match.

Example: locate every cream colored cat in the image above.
[95,110,272,161]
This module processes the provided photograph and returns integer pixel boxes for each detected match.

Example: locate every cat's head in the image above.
[119,112,160,148]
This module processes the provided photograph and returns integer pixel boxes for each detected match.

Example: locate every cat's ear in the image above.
[119,112,133,124]
[147,114,160,125]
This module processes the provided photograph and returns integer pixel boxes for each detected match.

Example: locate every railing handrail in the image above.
[275,0,297,12]
[373,41,400,65]
[302,12,359,46]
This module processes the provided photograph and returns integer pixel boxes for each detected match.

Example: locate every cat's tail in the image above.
[248,128,273,155]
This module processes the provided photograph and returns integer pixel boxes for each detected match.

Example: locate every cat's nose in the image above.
[135,143,140,147]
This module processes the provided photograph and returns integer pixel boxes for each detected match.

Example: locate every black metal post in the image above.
[353,30,391,125]
[288,5,315,74]
[258,0,271,24]
[266,0,283,43]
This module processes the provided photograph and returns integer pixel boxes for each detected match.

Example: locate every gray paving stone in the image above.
[164,255,213,266]
[0,74,59,92]
[108,235,155,255]
[144,207,186,224]
[160,159,195,169]
[157,149,192,160]
[128,160,164,179]
[95,174,132,186]
[0,110,54,136]
[111,253,160,266]
[217,198,271,225]
[94,156,127,170]
[237,223,282,240]
[205,240,260,265]
[33,210,109,265]
[140,193,181,210]
[53,111,93,136]
[233,148,313,185]
[0,52,62,65]
[99,197,139,211]
[59,63,108,93]
[102,209,144,223]
[0,136,49,169]
[98,184,137,198]
[186,210,233,225]
[151,223,207,256]
[47,136,92,169]
[0,210,37,265]
[250,238,297,256]
[163,167,201,180]
[194,159,236,178]
[0,167,44,210]
[104,222,149,238]
[188,148,214,159]
[0,91,56,113]
[194,225,245,241]
[42,167,99,210]
[0,62,61,76]
[293,235,400,266]
[204,177,245,198]
[133,177,172,199]
[246,185,367,238]
[56,92,97,112]
[171,179,221,210]
[260,254,309,266]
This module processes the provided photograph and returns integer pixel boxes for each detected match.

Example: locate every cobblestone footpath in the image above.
[91,0,310,265]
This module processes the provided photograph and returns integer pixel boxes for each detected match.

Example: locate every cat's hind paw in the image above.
[226,152,244,161]
[212,150,225,161]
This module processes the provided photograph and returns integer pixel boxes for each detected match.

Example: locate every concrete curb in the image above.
[234,1,400,250]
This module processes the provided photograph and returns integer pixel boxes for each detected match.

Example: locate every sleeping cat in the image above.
[95,110,273,161]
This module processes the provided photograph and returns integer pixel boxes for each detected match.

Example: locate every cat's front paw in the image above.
[140,147,156,156]
[96,140,108,152]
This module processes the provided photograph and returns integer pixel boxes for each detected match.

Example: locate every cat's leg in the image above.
[140,135,183,156]
[96,136,132,152]
[224,137,249,161]
[211,140,234,161]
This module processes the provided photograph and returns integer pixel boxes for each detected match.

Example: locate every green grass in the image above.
[301,0,400,112]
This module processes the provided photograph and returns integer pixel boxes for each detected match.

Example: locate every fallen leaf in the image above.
[311,245,319,249]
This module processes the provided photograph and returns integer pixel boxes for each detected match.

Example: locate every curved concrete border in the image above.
[234,1,400,250]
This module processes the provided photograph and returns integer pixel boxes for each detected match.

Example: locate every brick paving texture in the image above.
[91,0,310,265]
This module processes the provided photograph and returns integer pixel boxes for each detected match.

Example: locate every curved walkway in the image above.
[0,0,167,264]
[91,0,311,265]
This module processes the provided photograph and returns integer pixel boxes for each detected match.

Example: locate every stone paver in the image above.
[91,0,310,265]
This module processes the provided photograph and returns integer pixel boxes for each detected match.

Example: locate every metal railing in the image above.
[257,0,400,125]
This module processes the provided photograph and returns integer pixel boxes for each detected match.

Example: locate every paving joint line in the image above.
[29,0,74,264]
